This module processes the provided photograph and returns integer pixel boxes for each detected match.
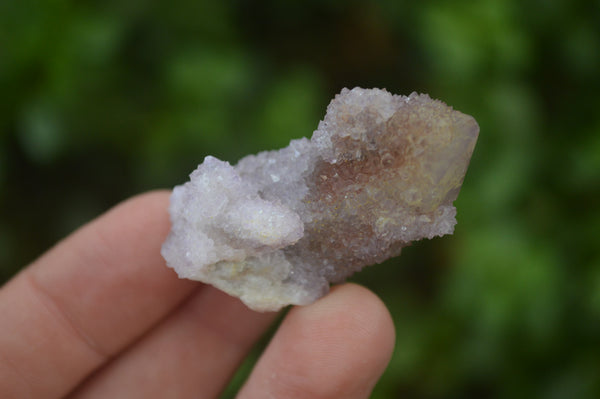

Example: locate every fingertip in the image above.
[238,283,396,399]
[292,283,396,384]
[290,282,395,359]
[119,189,171,210]
[100,190,172,237]
[327,283,396,355]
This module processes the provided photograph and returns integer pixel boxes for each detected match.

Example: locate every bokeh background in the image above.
[2,0,600,397]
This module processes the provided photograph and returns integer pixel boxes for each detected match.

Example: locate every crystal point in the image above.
[161,87,478,311]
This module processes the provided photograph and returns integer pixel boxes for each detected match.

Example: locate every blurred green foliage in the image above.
[2,0,600,397]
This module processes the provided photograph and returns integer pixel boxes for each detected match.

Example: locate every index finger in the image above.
[0,191,197,399]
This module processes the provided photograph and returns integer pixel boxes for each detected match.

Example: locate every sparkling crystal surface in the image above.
[161,87,479,311]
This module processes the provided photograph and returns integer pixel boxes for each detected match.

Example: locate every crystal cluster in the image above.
[162,87,479,311]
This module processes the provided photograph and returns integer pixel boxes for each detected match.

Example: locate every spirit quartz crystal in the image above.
[161,87,479,311]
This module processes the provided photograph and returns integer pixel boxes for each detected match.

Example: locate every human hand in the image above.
[0,191,395,399]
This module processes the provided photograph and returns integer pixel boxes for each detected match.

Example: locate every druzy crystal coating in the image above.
[161,88,479,311]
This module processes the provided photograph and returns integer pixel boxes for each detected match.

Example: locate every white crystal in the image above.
[162,87,479,311]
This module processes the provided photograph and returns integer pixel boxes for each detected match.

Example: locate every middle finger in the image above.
[68,285,276,399]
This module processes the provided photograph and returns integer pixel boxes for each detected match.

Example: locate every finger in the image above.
[0,191,197,399]
[237,283,395,399]
[69,286,276,399]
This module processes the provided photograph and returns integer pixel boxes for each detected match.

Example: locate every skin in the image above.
[0,191,395,399]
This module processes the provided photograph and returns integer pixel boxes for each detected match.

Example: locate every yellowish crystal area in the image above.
[294,94,478,280]
[203,256,309,312]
